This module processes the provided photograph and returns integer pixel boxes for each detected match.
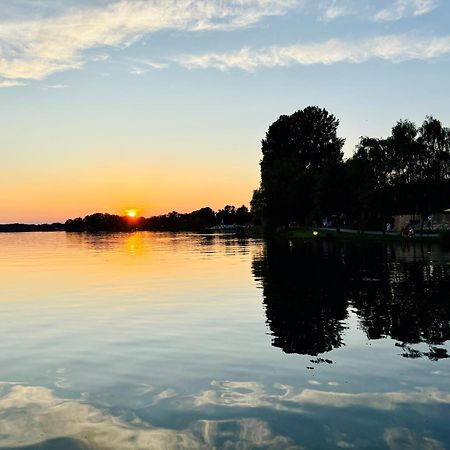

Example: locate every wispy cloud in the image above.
[322,0,352,21]
[42,84,68,90]
[0,0,299,84]
[0,0,445,87]
[129,59,168,75]
[176,34,450,71]
[129,67,148,76]
[375,0,439,22]
[0,79,26,88]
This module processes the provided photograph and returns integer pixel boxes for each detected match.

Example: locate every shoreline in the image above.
[282,227,444,242]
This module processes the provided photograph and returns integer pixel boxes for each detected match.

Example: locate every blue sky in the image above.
[1,0,450,222]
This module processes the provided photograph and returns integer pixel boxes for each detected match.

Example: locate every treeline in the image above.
[64,205,251,232]
[252,106,450,232]
[0,223,64,232]
[145,205,251,231]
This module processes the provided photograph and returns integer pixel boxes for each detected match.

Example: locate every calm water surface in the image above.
[0,232,449,449]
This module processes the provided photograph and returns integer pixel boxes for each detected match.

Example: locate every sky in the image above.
[1,0,450,223]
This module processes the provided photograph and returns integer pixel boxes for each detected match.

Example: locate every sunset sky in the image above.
[1,0,450,223]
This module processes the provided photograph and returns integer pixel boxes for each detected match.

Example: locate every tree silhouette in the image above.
[253,109,450,232]
[347,117,450,229]
[259,106,345,231]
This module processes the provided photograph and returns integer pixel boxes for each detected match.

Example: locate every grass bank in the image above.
[282,227,441,242]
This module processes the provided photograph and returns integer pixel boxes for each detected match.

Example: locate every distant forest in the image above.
[65,205,251,232]
[252,106,450,232]
[0,205,251,233]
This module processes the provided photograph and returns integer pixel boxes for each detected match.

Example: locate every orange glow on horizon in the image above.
[0,163,257,223]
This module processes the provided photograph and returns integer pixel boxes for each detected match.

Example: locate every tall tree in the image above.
[259,106,344,230]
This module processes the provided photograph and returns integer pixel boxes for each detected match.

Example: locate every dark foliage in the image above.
[145,205,251,231]
[0,223,64,232]
[65,213,144,232]
[256,108,450,232]
[257,106,344,230]
[348,117,450,229]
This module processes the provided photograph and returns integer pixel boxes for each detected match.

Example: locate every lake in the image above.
[0,232,449,449]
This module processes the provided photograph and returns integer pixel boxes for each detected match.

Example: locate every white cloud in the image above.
[176,34,450,70]
[0,0,299,84]
[322,0,352,20]
[0,79,26,88]
[129,67,149,75]
[375,0,438,22]
[42,84,68,89]
[0,0,445,87]
[129,58,169,75]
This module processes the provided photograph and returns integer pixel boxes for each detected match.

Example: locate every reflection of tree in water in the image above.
[253,240,450,359]
[346,244,450,357]
[252,240,349,355]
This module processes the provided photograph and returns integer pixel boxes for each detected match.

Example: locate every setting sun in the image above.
[125,209,138,218]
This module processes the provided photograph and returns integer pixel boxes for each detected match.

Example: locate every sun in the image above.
[125,209,138,218]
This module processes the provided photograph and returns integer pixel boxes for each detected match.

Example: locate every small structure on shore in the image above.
[393,209,450,232]
[207,224,249,232]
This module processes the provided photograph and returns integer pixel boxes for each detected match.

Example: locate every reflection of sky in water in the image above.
[0,233,449,449]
